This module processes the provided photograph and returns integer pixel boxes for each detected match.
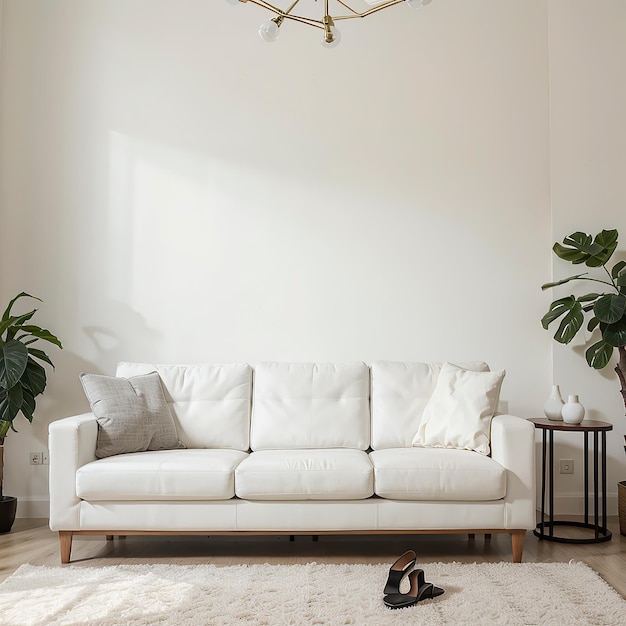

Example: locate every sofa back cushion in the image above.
[370,361,490,450]
[250,362,370,451]
[115,362,252,451]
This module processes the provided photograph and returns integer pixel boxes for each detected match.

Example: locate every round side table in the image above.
[529,418,612,544]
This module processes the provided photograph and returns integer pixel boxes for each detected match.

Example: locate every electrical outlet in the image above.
[559,459,574,474]
[30,451,43,465]
[42,450,49,465]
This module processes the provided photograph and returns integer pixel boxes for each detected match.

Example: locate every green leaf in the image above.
[2,309,38,342]
[578,293,601,302]
[1,293,40,322]
[617,273,626,288]
[27,347,54,368]
[542,297,576,329]
[0,340,29,389]
[588,316,600,333]
[590,229,619,266]
[541,297,584,343]
[593,293,626,324]
[554,303,584,344]
[20,388,36,423]
[553,233,597,264]
[0,418,10,438]
[585,340,614,369]
[553,230,618,267]
[611,260,626,279]
[23,358,47,397]
[603,316,626,347]
[0,384,23,423]
[16,326,63,349]
[541,274,588,290]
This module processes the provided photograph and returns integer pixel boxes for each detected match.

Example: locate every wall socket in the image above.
[559,459,574,474]
[29,451,48,465]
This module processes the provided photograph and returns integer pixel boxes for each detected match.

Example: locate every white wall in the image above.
[0,0,559,516]
[548,1,626,513]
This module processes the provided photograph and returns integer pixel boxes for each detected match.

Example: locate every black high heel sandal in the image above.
[383,569,445,609]
[383,550,417,595]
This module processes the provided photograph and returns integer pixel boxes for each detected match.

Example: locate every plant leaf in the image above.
[611,260,626,279]
[3,309,38,342]
[553,230,618,267]
[590,229,619,267]
[0,384,23,423]
[554,303,584,344]
[541,297,584,344]
[27,348,54,368]
[542,297,576,329]
[1,293,41,322]
[593,293,626,324]
[23,358,47,397]
[577,293,601,302]
[603,316,626,347]
[585,340,614,369]
[20,388,36,423]
[16,326,63,349]
[0,340,29,389]
[541,274,588,290]
[588,316,600,333]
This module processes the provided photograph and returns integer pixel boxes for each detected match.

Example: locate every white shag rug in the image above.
[0,561,625,626]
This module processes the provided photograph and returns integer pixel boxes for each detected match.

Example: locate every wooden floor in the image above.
[2,518,625,599]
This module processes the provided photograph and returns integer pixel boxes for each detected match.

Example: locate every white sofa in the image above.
[49,361,536,564]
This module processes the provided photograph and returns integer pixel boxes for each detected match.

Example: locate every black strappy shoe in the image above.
[383,569,445,609]
[383,550,417,595]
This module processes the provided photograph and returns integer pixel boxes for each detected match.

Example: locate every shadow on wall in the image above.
[43,298,162,430]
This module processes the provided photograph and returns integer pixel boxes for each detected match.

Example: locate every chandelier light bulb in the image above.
[321,25,341,48]
[259,19,280,43]
[405,0,424,8]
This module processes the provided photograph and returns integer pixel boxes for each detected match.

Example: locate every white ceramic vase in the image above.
[562,394,585,424]
[543,385,564,421]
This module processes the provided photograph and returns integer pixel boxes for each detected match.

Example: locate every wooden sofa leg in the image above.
[511,530,525,563]
[59,531,73,564]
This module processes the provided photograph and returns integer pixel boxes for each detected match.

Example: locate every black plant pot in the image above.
[0,496,17,533]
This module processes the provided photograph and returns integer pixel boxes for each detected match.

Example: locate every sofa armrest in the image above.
[490,414,536,530]
[48,413,98,530]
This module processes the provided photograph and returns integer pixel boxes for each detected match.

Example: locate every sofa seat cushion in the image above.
[76,449,248,501]
[235,449,373,500]
[369,448,506,501]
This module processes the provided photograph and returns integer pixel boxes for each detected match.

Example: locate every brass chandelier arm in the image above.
[333,0,404,20]
[241,0,406,28]
[243,0,324,28]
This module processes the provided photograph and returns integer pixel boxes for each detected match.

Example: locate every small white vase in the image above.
[543,385,564,421]
[562,394,585,424]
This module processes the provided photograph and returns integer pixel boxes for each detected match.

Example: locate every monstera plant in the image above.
[542,229,626,412]
[541,228,626,535]
[0,292,62,532]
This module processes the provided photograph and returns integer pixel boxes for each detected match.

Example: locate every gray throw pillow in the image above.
[80,371,183,459]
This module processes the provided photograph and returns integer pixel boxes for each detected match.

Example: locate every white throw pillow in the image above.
[411,362,505,455]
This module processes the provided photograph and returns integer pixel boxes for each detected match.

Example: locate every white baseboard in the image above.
[16,498,50,519]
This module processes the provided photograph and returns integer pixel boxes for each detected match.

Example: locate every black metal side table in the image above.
[530,418,612,544]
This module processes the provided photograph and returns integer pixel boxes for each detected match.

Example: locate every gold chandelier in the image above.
[226,0,432,47]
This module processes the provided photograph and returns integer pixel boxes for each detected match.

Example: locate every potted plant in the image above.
[0,292,62,532]
[541,228,626,535]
